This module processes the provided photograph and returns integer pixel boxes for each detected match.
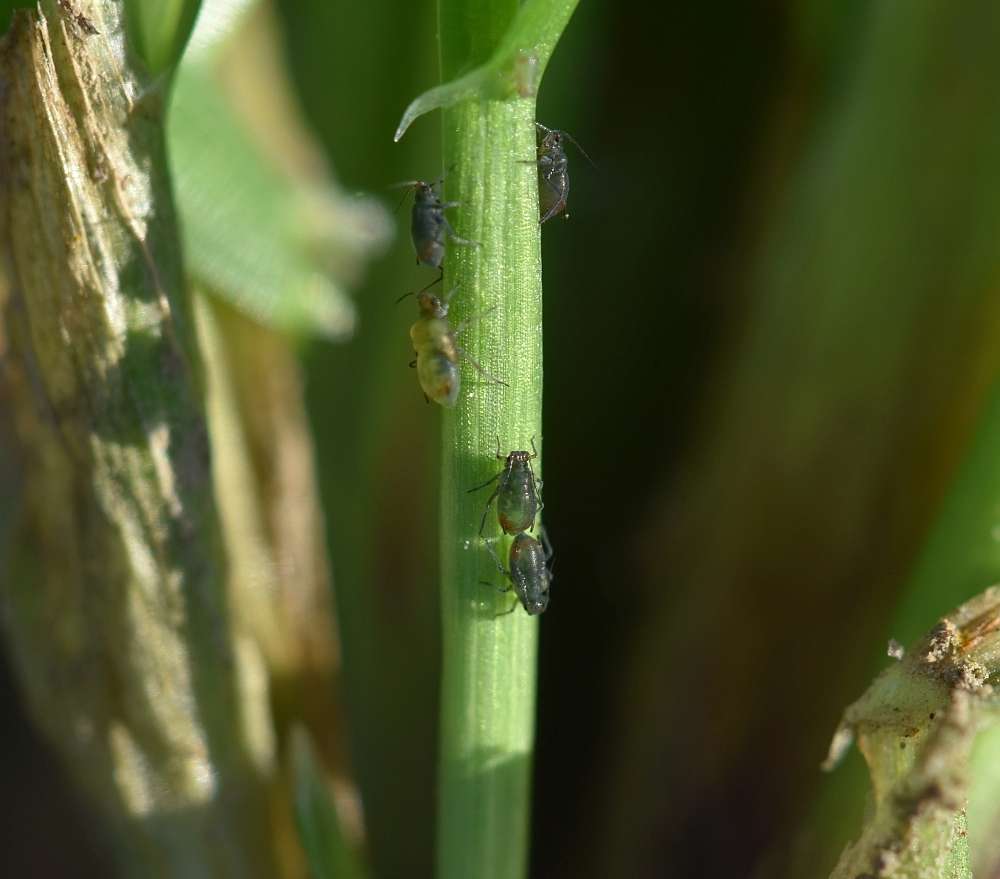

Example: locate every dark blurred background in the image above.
[4,0,1000,876]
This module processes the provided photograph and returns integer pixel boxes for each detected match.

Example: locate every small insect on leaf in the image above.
[523,122,594,224]
[483,531,553,616]
[392,177,480,270]
[468,436,542,537]
[407,285,506,408]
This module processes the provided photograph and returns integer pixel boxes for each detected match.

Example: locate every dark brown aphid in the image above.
[525,122,593,224]
[393,179,479,270]
[468,436,542,536]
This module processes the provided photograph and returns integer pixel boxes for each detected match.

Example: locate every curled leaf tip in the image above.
[393,68,489,142]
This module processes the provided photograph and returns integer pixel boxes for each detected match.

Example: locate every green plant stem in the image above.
[437,95,541,879]
[395,1,577,874]
[435,5,553,879]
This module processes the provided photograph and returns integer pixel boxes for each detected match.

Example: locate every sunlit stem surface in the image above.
[435,6,546,879]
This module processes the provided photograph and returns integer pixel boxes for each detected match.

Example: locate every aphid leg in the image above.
[408,358,417,369]
[467,470,501,538]
[495,599,519,618]
[495,435,504,460]
[482,537,503,570]
[481,541,519,616]
[540,527,554,564]
[442,217,482,249]
[529,436,538,458]
[457,347,508,388]
[453,305,496,337]
[467,473,499,493]
[476,489,500,537]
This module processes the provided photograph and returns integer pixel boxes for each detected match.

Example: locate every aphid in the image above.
[393,178,479,270]
[484,531,553,616]
[406,285,505,407]
[524,122,593,224]
[468,436,542,536]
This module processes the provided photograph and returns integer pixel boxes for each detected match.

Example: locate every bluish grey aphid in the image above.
[393,178,479,269]
[523,122,594,224]
[468,436,542,536]
[484,531,553,616]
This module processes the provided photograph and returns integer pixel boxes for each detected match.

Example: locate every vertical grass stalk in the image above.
[425,1,576,877]
[437,93,541,879]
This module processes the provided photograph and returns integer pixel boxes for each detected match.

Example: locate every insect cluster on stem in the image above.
[392,120,591,614]
[470,437,551,616]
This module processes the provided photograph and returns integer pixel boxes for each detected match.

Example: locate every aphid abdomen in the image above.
[412,208,446,268]
[417,353,460,407]
[509,533,550,615]
[411,315,460,406]
[497,470,538,534]
[538,172,568,222]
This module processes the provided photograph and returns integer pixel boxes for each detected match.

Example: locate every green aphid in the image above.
[406,285,505,407]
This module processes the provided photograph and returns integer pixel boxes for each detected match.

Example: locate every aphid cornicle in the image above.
[468,436,542,536]
[395,179,478,269]
[485,531,553,616]
[406,285,505,407]
[525,122,593,224]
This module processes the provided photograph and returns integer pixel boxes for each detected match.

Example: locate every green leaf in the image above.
[394,0,580,141]
[125,0,202,76]
[168,62,378,339]
[290,726,365,879]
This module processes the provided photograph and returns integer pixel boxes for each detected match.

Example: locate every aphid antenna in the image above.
[429,164,457,190]
[394,274,448,306]
[561,130,596,167]
[419,273,444,295]
[540,526,554,563]
[388,181,420,213]
[534,121,553,135]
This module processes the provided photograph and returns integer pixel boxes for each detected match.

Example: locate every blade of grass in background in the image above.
[832,378,1000,876]
[589,2,1000,876]
[124,0,201,75]
[291,725,366,879]
[395,1,578,877]
[280,0,444,872]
